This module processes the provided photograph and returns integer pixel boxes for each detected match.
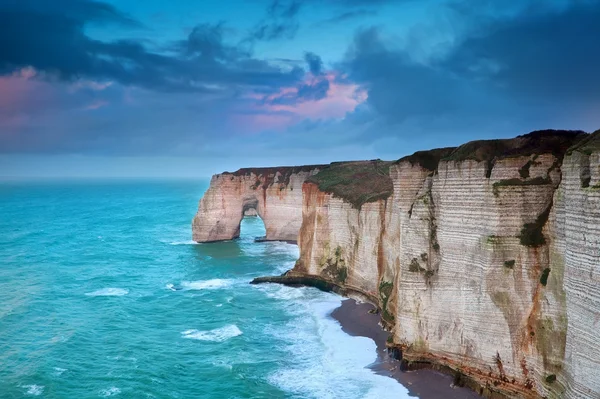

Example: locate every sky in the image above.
[1,0,599,178]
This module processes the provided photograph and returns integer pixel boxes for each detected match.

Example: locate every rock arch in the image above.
[192,166,324,243]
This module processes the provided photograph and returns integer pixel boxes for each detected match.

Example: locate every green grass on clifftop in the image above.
[395,147,456,171]
[444,130,587,163]
[223,165,327,189]
[567,130,600,156]
[307,160,393,208]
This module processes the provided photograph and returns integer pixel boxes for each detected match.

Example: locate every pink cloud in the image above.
[70,80,114,92]
[236,72,367,132]
[0,68,46,129]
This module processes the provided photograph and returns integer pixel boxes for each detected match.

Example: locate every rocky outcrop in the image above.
[192,166,324,242]
[193,130,600,398]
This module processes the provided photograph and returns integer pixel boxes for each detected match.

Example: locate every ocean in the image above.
[0,180,410,398]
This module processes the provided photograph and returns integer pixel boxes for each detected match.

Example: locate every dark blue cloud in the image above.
[342,0,600,134]
[0,0,303,92]
[314,9,378,26]
[248,0,302,41]
[304,52,323,75]
[447,0,600,102]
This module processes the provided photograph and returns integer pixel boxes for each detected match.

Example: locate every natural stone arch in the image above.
[192,166,324,243]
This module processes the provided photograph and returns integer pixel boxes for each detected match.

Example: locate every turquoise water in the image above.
[0,181,409,398]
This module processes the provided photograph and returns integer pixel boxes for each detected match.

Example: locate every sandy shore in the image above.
[331,298,482,399]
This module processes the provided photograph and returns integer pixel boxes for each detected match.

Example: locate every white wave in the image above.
[85,288,129,297]
[169,240,198,246]
[180,279,233,290]
[165,283,176,291]
[254,283,308,301]
[100,387,121,397]
[181,325,242,342]
[265,290,412,399]
[53,367,67,376]
[22,385,44,396]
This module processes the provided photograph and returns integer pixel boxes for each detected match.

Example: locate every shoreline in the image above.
[331,298,483,399]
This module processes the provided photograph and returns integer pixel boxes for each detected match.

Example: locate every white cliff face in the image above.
[192,131,600,398]
[192,167,323,242]
[396,154,566,398]
[291,133,599,398]
[296,182,386,298]
[552,148,600,399]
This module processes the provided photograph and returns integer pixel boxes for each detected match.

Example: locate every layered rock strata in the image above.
[192,165,324,242]
[194,130,600,398]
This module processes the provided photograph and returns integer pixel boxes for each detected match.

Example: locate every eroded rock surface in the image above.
[192,166,324,242]
[193,130,600,398]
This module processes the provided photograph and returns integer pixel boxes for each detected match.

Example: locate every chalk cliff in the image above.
[193,130,600,398]
[192,166,324,242]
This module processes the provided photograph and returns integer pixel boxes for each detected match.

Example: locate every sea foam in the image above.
[168,240,198,246]
[22,385,44,396]
[181,325,242,342]
[262,287,413,399]
[179,279,233,290]
[85,288,129,297]
[100,387,121,397]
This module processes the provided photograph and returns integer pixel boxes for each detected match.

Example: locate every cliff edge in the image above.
[193,130,600,398]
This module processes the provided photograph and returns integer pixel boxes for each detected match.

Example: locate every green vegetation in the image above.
[409,258,425,272]
[379,281,395,323]
[336,266,348,284]
[442,130,586,179]
[582,176,592,188]
[430,224,440,252]
[492,176,551,197]
[379,281,393,298]
[519,205,551,247]
[567,130,600,156]
[420,252,428,262]
[307,160,394,208]
[519,160,532,179]
[424,270,435,279]
[493,177,551,187]
[540,268,551,286]
[545,374,557,384]
[444,130,586,163]
[487,235,500,244]
[321,245,348,284]
[504,260,515,269]
[518,155,542,179]
[227,164,327,190]
[396,147,456,171]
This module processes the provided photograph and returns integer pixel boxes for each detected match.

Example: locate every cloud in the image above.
[248,0,302,41]
[314,9,378,26]
[2,0,599,162]
[339,0,600,140]
[266,77,330,105]
[0,0,303,93]
[446,0,600,103]
[304,52,323,75]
